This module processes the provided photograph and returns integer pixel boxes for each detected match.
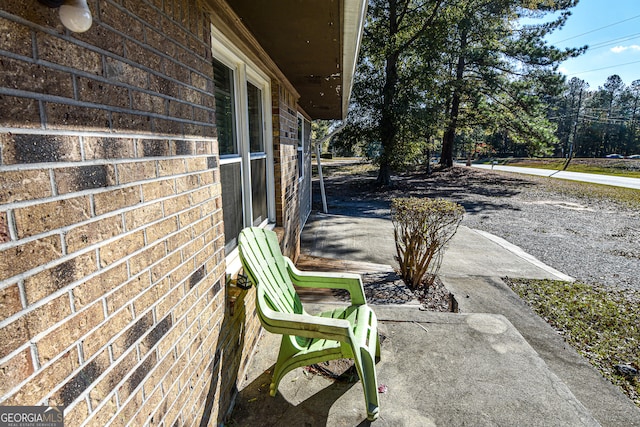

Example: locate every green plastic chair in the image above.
[238,227,381,421]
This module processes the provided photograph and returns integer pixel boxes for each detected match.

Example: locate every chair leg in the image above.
[356,348,380,421]
[269,336,296,396]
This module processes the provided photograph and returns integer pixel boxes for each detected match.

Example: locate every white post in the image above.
[315,143,328,213]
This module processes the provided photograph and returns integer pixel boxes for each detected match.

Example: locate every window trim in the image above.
[211,26,275,271]
[297,113,305,183]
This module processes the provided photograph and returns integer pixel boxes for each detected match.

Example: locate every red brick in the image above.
[14,196,91,239]
[23,251,97,304]
[0,234,63,282]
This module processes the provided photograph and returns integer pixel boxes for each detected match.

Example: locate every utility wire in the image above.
[588,32,640,50]
[567,59,640,77]
[555,13,640,44]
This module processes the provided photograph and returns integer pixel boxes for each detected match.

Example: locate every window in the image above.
[297,115,304,181]
[212,30,274,258]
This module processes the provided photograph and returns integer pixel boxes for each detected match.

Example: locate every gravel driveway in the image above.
[315,164,640,291]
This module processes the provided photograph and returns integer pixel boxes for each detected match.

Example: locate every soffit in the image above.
[225,0,365,120]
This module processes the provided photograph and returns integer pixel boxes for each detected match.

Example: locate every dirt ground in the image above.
[313,163,640,291]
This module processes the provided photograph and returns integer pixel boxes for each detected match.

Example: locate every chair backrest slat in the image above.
[239,228,302,315]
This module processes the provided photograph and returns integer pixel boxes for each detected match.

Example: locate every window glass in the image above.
[212,33,273,257]
[297,116,304,179]
[213,58,237,156]
[251,158,268,226]
[221,162,243,253]
[247,83,264,153]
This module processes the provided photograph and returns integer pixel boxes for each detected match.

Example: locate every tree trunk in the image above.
[440,27,467,168]
[377,1,400,186]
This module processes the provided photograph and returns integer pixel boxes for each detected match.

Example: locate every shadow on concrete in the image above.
[228,365,358,427]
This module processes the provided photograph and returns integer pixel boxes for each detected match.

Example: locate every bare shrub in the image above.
[391,197,464,289]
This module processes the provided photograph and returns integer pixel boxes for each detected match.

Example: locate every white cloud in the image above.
[558,66,569,75]
[610,45,640,53]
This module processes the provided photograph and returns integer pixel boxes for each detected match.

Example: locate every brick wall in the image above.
[272,82,301,259]
[0,0,263,425]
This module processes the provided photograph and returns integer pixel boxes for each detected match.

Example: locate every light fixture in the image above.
[37,0,93,33]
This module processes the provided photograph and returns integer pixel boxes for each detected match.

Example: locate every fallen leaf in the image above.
[378,384,388,394]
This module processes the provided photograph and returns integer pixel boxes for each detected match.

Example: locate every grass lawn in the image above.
[506,278,640,408]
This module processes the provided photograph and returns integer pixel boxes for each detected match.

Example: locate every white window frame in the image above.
[212,26,275,273]
[297,113,305,183]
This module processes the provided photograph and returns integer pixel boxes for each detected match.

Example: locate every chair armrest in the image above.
[258,298,353,342]
[285,257,367,305]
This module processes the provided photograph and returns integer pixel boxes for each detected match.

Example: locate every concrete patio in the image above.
[227,213,640,426]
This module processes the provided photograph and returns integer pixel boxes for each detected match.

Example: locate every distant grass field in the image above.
[489,158,640,178]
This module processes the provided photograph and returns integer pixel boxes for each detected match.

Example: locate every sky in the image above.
[532,0,640,89]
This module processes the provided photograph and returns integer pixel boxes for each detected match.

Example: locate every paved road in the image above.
[472,163,640,190]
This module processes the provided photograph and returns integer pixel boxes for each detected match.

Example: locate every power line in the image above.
[588,32,640,50]
[555,13,640,44]
[567,59,640,77]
